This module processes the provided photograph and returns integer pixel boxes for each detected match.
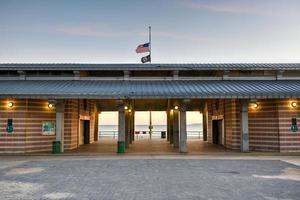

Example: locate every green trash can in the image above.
[52,141,61,154]
[117,141,125,153]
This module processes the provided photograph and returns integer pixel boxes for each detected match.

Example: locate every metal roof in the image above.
[0,80,299,99]
[0,63,300,71]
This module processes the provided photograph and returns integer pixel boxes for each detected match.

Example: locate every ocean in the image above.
[99,123,203,138]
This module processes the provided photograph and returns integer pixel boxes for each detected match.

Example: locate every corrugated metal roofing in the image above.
[0,63,300,71]
[0,80,299,99]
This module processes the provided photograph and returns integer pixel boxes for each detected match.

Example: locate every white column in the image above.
[118,104,126,142]
[116,100,126,153]
[55,100,65,152]
[179,104,187,153]
[240,99,249,152]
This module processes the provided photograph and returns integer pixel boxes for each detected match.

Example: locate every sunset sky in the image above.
[1,0,300,63]
[99,111,202,126]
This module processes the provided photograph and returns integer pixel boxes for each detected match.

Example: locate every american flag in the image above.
[136,42,150,53]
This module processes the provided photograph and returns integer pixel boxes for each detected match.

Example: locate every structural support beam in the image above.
[129,111,135,144]
[169,109,174,144]
[117,100,126,153]
[55,100,65,152]
[94,104,99,142]
[166,110,170,141]
[173,108,179,148]
[202,101,208,141]
[125,110,130,148]
[179,100,188,153]
[240,99,249,152]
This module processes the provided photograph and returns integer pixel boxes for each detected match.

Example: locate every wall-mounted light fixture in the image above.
[253,103,258,109]
[48,103,54,109]
[7,102,14,108]
[128,109,132,113]
[124,106,128,110]
[291,101,297,108]
[174,105,179,110]
[251,102,258,109]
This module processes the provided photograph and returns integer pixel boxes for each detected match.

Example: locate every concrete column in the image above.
[125,110,130,148]
[240,99,249,152]
[55,100,65,152]
[202,101,208,141]
[202,113,208,141]
[131,111,135,142]
[179,104,188,153]
[94,105,99,142]
[169,109,174,144]
[166,110,170,141]
[117,101,126,153]
[129,111,132,144]
[173,109,179,148]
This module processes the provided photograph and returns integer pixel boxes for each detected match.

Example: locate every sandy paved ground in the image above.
[0,155,300,200]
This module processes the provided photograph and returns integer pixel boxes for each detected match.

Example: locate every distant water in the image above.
[99,123,203,138]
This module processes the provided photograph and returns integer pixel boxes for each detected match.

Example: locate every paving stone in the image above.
[0,159,299,200]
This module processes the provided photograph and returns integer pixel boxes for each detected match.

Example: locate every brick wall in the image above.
[207,99,240,149]
[0,99,97,153]
[278,99,300,152]
[248,100,280,152]
[64,99,79,150]
[0,99,56,153]
[224,99,240,150]
[206,99,300,152]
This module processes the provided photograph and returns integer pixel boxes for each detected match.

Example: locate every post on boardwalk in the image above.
[149,26,151,63]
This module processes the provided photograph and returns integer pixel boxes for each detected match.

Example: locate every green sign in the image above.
[291,125,298,133]
[6,119,13,134]
[291,118,298,133]
[42,121,55,135]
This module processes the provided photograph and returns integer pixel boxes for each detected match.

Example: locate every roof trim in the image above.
[0,63,300,71]
[0,80,299,99]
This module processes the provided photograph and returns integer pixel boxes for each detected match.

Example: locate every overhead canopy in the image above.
[0,80,299,99]
[1,63,300,71]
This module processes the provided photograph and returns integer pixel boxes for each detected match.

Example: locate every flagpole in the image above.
[149,110,152,140]
[149,26,151,63]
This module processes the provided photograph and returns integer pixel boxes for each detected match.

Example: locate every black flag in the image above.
[141,54,151,63]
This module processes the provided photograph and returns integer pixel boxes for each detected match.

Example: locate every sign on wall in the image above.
[6,119,13,134]
[42,121,55,135]
[291,118,298,133]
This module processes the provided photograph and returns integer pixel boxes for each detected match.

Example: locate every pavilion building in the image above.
[0,63,299,153]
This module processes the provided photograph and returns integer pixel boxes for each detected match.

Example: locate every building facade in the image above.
[0,63,299,153]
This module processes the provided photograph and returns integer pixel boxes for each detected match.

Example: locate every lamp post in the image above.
[149,111,153,140]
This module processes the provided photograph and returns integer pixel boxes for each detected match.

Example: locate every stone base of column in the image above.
[179,145,188,153]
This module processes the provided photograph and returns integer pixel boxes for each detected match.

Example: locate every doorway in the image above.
[79,120,90,145]
[134,111,167,140]
[98,111,119,139]
[212,120,223,145]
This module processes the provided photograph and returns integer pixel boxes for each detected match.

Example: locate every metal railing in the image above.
[98,131,118,139]
[98,130,203,139]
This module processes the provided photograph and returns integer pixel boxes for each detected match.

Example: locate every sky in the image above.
[1,0,300,63]
[99,111,202,126]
